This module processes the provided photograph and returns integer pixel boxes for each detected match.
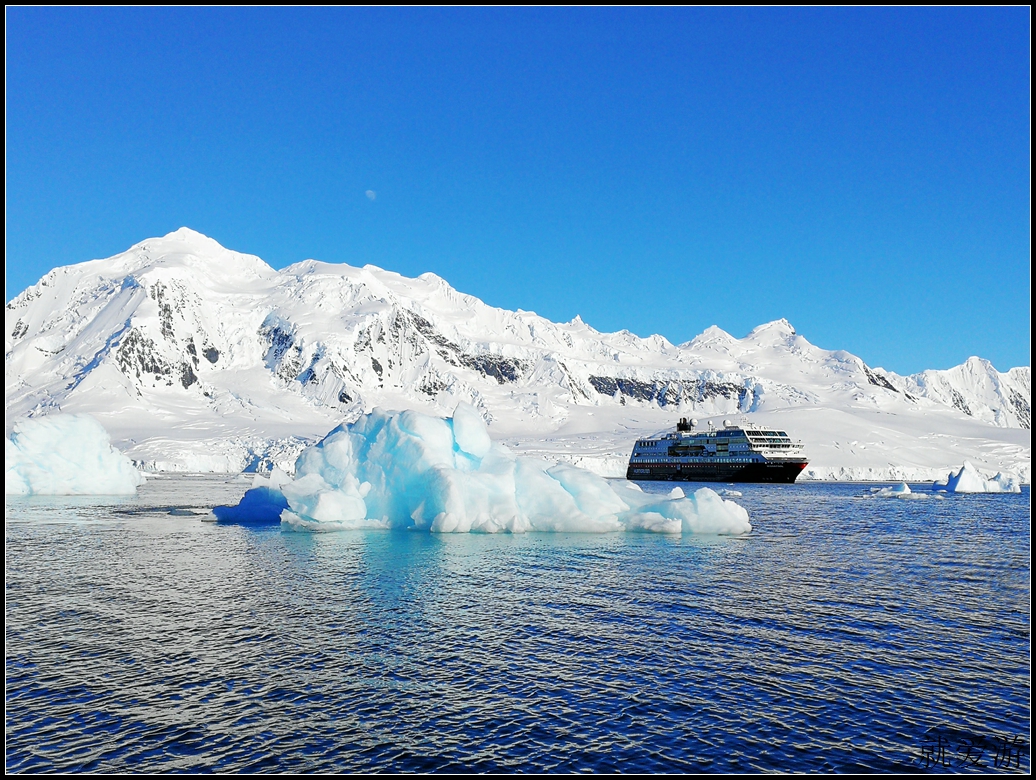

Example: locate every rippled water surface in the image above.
[6,477,1030,773]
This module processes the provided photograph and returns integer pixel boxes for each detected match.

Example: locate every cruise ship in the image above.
[626,417,808,483]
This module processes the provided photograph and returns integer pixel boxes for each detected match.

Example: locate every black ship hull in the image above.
[626,459,807,484]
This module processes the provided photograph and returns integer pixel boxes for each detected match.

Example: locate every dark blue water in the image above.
[6,477,1030,773]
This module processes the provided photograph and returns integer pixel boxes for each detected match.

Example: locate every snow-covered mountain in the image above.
[6,228,1030,481]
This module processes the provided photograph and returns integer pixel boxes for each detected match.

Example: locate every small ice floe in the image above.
[5,414,144,495]
[870,482,928,499]
[213,404,753,535]
[933,462,1022,494]
[717,489,743,497]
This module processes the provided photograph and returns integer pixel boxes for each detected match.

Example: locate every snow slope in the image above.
[5,228,1030,482]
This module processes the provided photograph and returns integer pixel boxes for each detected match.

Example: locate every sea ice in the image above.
[214,405,752,535]
[933,461,1022,494]
[5,414,144,495]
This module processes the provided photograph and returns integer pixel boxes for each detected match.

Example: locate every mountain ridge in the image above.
[6,228,1030,480]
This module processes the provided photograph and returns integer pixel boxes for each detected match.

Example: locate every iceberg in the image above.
[5,414,144,495]
[211,469,292,525]
[869,482,931,499]
[871,482,911,497]
[933,461,1023,494]
[214,405,752,535]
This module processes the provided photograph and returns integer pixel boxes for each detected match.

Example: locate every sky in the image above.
[5,7,1031,374]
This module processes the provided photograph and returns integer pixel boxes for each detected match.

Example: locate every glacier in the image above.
[5,228,1030,483]
[5,414,143,495]
[214,405,753,535]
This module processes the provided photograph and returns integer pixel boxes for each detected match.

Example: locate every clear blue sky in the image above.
[6,7,1030,374]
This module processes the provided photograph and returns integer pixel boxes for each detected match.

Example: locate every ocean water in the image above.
[6,477,1030,773]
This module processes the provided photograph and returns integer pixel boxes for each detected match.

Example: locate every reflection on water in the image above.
[5,479,1030,772]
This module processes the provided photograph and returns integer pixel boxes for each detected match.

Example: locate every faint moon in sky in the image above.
[365,190,376,201]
